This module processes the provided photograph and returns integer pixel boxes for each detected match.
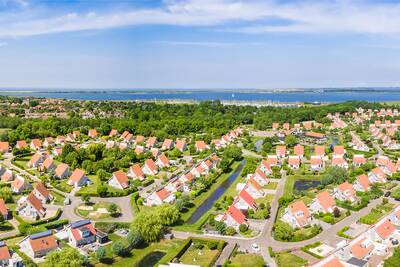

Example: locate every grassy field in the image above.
[283,174,322,198]
[75,202,120,220]
[276,252,308,267]
[179,246,219,266]
[91,235,184,267]
[359,203,394,225]
[264,182,278,190]
[229,253,265,267]
[51,190,65,205]
[77,174,126,196]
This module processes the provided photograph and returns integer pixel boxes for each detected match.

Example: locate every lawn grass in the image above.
[75,201,120,220]
[359,203,395,225]
[51,190,65,205]
[179,246,219,266]
[77,174,127,196]
[283,174,322,198]
[229,253,265,267]
[276,252,308,267]
[52,179,72,193]
[91,236,184,267]
[264,182,278,190]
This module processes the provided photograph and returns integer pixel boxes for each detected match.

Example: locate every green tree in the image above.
[97,183,108,197]
[43,247,86,267]
[81,195,91,205]
[131,212,163,243]
[127,230,142,248]
[112,241,125,256]
[155,204,180,226]
[95,246,106,262]
[284,135,297,147]
[0,187,12,203]
[274,221,294,241]
[107,203,119,217]
[384,247,400,267]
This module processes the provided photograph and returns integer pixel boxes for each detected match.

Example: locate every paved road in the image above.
[61,194,134,223]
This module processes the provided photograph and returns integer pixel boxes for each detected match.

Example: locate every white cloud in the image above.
[0,42,8,47]
[1,0,400,37]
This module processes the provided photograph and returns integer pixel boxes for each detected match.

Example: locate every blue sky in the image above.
[1,0,400,89]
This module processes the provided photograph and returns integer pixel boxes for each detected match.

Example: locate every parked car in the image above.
[251,243,260,252]
[385,191,391,197]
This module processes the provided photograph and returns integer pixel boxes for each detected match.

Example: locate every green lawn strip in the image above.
[283,174,322,198]
[50,190,65,205]
[337,226,352,239]
[264,182,278,190]
[51,180,72,193]
[301,242,323,259]
[359,203,395,225]
[76,174,127,196]
[275,251,308,267]
[90,235,184,267]
[179,247,219,266]
[228,253,265,267]
[75,201,119,220]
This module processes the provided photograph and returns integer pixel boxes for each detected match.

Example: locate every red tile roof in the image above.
[130,164,144,178]
[55,163,69,177]
[68,169,85,184]
[376,219,396,239]
[0,199,8,217]
[29,233,57,253]
[239,190,256,208]
[112,170,129,188]
[227,205,246,224]
[156,188,170,201]
[35,182,51,199]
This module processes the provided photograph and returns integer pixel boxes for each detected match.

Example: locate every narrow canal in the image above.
[186,160,246,224]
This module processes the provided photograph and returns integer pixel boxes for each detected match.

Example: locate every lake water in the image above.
[2,88,400,102]
[186,160,246,224]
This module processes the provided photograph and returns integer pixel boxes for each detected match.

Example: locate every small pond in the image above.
[137,251,166,267]
[294,179,321,191]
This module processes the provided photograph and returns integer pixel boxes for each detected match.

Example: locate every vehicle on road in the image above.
[251,243,260,252]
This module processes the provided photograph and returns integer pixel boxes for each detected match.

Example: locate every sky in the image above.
[1,0,400,89]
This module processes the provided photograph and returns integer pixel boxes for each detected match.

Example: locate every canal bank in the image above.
[187,160,246,224]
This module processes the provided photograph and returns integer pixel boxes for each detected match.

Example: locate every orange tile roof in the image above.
[351,238,374,259]
[112,170,129,188]
[320,257,344,267]
[195,140,206,150]
[376,219,396,239]
[0,244,10,261]
[294,145,304,156]
[356,174,370,191]
[145,159,158,173]
[248,178,262,191]
[55,163,69,177]
[314,145,325,155]
[27,193,45,214]
[227,205,246,224]
[130,164,144,178]
[156,188,170,201]
[334,146,345,155]
[29,234,57,253]
[16,140,27,148]
[35,182,51,198]
[0,199,8,217]
[42,158,54,170]
[0,142,9,152]
[68,169,85,183]
[316,191,335,212]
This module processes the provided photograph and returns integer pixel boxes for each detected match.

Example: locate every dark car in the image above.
[385,191,391,197]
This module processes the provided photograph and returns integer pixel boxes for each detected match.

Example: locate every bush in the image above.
[225,226,236,236]
[239,224,248,233]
